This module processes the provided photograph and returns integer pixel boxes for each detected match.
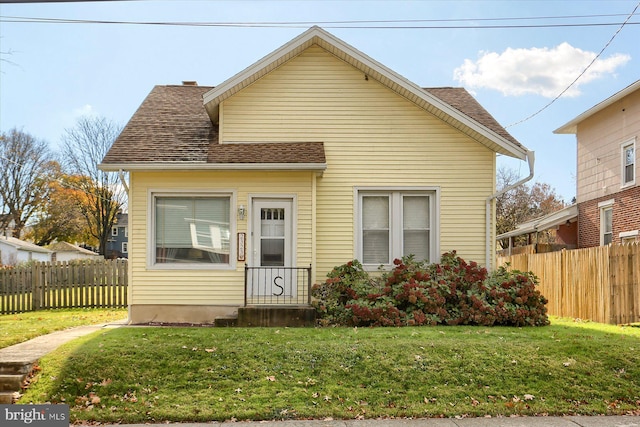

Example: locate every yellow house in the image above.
[100,27,531,325]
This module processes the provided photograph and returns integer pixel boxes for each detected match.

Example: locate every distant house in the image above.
[47,241,102,262]
[497,204,578,255]
[555,80,640,248]
[0,235,53,266]
[106,212,128,259]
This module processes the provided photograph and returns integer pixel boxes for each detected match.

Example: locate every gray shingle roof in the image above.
[101,84,517,167]
[423,87,520,147]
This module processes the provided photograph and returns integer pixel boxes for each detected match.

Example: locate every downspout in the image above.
[117,169,131,324]
[486,151,535,269]
[118,169,129,194]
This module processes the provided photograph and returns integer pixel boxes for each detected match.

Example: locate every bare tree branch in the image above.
[62,116,126,255]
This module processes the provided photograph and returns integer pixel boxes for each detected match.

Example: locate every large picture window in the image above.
[154,195,231,265]
[358,190,435,267]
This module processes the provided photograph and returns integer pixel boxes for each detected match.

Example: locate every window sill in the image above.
[147,263,236,271]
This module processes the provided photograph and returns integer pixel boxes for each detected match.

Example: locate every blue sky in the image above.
[1,0,639,203]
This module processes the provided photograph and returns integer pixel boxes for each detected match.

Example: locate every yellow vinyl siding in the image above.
[222,45,494,281]
[128,171,314,305]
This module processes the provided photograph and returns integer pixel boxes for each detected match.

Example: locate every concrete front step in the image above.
[0,391,18,404]
[214,315,238,327]
[0,374,25,392]
[238,306,316,327]
[0,361,33,375]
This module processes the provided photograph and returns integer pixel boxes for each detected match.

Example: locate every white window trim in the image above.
[598,199,614,208]
[147,189,237,270]
[122,242,128,254]
[354,186,440,270]
[247,194,298,269]
[111,227,118,237]
[600,204,613,246]
[621,137,636,188]
[619,230,639,239]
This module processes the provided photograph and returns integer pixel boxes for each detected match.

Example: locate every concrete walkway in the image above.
[0,323,119,364]
[1,326,639,427]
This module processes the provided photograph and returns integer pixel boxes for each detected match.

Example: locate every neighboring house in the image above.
[106,212,129,259]
[99,26,531,324]
[555,80,640,248]
[497,204,578,255]
[0,235,53,266]
[47,241,102,262]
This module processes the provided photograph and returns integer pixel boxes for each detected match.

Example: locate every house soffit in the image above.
[202,26,528,160]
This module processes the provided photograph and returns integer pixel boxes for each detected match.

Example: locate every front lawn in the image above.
[18,318,640,423]
[0,308,127,349]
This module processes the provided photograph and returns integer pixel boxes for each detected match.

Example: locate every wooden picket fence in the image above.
[497,243,640,324]
[0,259,128,314]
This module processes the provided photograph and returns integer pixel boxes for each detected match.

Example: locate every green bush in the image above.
[311,252,549,327]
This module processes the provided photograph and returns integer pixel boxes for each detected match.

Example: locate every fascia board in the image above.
[202,27,320,106]
[98,162,327,172]
[554,79,640,135]
[313,33,528,159]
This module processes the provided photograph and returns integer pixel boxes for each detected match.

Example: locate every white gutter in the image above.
[99,162,328,172]
[485,150,535,269]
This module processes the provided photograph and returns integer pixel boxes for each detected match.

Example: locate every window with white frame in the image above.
[122,242,128,254]
[622,140,635,186]
[601,206,613,245]
[153,195,231,265]
[111,226,118,237]
[358,190,434,267]
[124,227,128,238]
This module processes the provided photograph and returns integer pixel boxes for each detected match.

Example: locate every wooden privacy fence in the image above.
[0,259,128,314]
[497,243,640,324]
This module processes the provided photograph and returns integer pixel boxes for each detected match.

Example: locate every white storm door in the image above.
[251,199,294,298]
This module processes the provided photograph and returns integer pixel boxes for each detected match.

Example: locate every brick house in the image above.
[555,80,640,248]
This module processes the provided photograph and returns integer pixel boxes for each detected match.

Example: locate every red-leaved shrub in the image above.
[311,252,548,327]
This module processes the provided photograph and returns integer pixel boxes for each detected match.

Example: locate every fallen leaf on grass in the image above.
[524,394,535,401]
[266,376,276,382]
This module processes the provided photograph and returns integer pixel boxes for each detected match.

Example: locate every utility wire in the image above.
[1,14,639,28]
[506,1,640,128]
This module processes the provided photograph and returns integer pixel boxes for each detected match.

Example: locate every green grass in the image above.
[0,308,127,349]
[19,318,640,423]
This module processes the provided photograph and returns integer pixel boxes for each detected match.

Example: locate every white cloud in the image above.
[453,43,630,98]
[73,104,97,118]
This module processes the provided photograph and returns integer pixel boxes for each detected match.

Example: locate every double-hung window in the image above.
[358,189,435,268]
[598,200,613,246]
[622,139,635,186]
[153,194,232,266]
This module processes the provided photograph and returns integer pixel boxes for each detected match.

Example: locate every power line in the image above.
[1,14,639,29]
[506,1,640,128]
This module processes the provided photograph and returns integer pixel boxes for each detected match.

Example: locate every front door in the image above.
[249,199,295,299]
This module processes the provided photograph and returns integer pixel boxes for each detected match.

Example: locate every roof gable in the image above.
[0,236,53,254]
[554,79,640,134]
[203,26,527,159]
